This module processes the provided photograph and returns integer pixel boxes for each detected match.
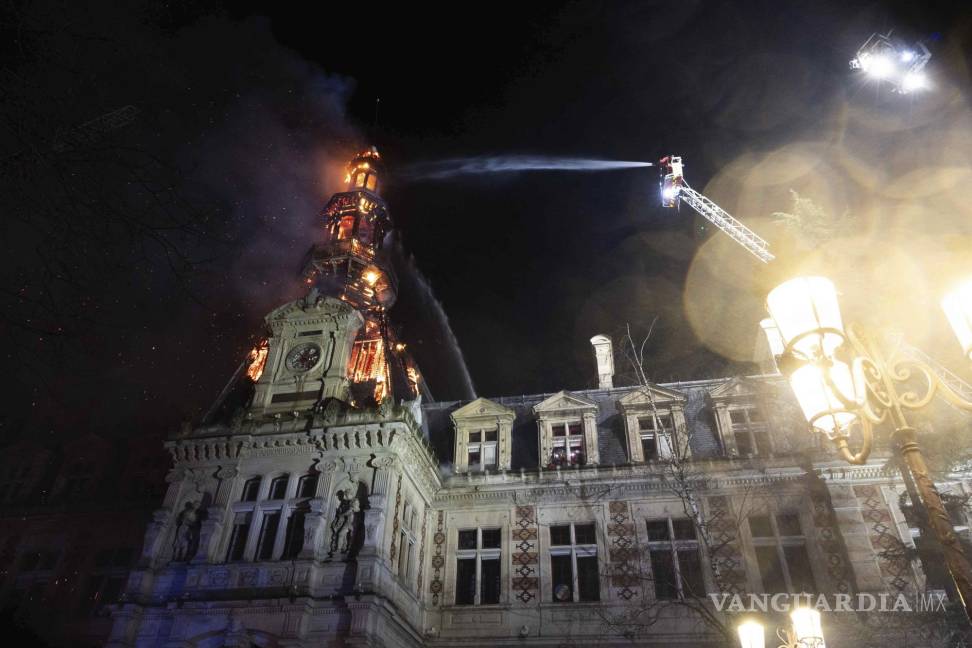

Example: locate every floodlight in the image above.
[901,72,926,93]
[866,55,894,79]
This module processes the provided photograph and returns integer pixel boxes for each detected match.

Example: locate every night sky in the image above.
[3,0,971,443]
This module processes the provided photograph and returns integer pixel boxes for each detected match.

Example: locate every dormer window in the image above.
[617,386,688,463]
[467,430,498,471]
[730,406,770,456]
[450,398,515,473]
[549,422,585,467]
[638,414,673,461]
[534,391,600,468]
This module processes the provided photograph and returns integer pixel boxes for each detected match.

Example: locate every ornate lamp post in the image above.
[764,276,972,623]
[738,608,826,648]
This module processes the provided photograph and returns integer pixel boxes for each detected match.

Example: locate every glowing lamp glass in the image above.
[902,72,926,93]
[942,279,972,360]
[760,318,786,357]
[788,362,860,437]
[867,54,894,79]
[767,277,844,359]
[790,608,825,646]
[737,620,765,648]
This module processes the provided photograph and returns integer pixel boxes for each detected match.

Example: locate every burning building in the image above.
[102,150,972,648]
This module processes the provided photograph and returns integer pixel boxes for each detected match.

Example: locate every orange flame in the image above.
[246,340,269,381]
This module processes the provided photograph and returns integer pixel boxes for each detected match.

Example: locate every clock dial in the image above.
[286,343,322,372]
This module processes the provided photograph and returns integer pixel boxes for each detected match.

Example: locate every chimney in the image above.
[590,334,614,389]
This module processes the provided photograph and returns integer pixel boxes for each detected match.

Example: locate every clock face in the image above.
[286,343,322,373]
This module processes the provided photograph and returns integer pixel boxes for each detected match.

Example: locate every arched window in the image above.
[268,475,289,500]
[297,473,319,499]
[240,477,261,502]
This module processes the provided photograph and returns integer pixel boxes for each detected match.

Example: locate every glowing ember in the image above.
[246,340,269,381]
[362,270,380,286]
[348,336,387,401]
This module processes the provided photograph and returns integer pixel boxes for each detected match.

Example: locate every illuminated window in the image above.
[466,429,498,470]
[645,518,704,599]
[337,214,356,239]
[549,422,585,467]
[549,523,599,602]
[748,513,815,593]
[366,174,377,191]
[456,527,501,605]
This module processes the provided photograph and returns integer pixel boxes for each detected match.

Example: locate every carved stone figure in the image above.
[172,501,201,562]
[328,486,360,557]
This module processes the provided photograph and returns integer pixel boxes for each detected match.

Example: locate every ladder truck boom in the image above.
[659,155,775,264]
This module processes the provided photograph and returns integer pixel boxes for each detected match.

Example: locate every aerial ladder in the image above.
[658,155,775,264]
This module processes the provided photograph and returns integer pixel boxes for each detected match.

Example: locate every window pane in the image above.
[552,425,566,437]
[748,407,765,422]
[568,423,582,437]
[574,524,596,545]
[282,509,306,559]
[784,545,816,593]
[651,549,678,599]
[672,519,697,541]
[639,417,655,431]
[485,429,497,442]
[551,554,573,602]
[749,515,773,538]
[735,431,754,455]
[754,430,772,456]
[227,513,251,561]
[484,445,497,468]
[241,478,260,502]
[468,449,481,467]
[550,525,572,546]
[755,546,787,593]
[469,431,482,443]
[730,410,747,424]
[270,477,288,500]
[297,474,318,498]
[646,520,669,541]
[458,529,478,550]
[776,513,802,537]
[257,512,280,560]
[678,549,705,597]
[481,528,501,549]
[481,557,501,604]
[455,558,476,605]
[577,555,600,601]
[642,437,657,460]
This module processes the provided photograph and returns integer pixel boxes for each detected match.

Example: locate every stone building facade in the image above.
[104,150,972,647]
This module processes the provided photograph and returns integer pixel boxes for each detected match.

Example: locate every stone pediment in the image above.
[617,385,686,412]
[533,391,598,415]
[265,293,359,328]
[708,376,758,403]
[450,397,515,423]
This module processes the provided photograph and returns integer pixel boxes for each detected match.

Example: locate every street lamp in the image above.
[764,275,972,623]
[738,608,826,648]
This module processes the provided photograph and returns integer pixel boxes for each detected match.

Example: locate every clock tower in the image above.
[239,147,425,416]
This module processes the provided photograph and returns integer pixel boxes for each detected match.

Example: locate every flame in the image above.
[246,340,269,381]
[347,336,387,401]
[363,270,380,286]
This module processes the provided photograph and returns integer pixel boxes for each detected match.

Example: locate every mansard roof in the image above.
[422,376,782,469]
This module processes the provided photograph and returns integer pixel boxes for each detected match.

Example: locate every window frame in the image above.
[645,518,705,600]
[729,405,771,456]
[466,429,499,471]
[748,511,815,594]
[454,527,503,606]
[548,522,600,603]
[548,420,586,468]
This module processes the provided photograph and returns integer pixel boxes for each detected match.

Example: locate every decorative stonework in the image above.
[607,501,640,601]
[706,495,747,594]
[416,507,428,593]
[808,480,853,594]
[854,484,915,593]
[429,510,445,606]
[389,475,403,562]
[511,505,539,603]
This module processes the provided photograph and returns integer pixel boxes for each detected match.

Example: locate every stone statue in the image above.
[329,486,360,557]
[172,501,201,562]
